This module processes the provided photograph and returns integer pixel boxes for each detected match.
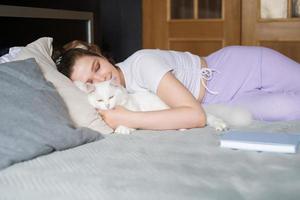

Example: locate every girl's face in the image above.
[70,55,123,86]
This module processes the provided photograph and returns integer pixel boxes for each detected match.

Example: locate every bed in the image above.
[1,5,300,200]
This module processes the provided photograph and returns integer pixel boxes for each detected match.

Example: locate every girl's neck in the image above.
[115,65,126,87]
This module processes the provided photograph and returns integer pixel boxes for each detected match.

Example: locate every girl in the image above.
[55,44,300,130]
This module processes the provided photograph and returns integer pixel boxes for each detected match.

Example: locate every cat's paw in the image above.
[114,125,135,134]
[206,114,229,132]
[213,120,228,131]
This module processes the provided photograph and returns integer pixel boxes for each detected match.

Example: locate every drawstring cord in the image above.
[200,68,219,95]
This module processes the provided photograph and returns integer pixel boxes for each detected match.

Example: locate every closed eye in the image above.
[95,63,100,72]
[109,96,114,100]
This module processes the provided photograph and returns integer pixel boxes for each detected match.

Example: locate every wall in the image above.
[0,0,142,62]
[99,0,142,62]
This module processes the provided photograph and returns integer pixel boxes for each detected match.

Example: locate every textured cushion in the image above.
[14,37,113,134]
[0,58,102,170]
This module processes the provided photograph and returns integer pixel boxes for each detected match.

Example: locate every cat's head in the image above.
[73,81,95,94]
[74,79,127,110]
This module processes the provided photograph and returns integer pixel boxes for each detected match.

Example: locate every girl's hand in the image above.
[97,106,132,129]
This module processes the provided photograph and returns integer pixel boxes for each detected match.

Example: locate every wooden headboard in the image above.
[0,4,94,49]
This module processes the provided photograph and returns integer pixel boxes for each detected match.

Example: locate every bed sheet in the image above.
[0,120,300,200]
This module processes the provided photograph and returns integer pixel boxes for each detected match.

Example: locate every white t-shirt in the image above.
[116,49,202,98]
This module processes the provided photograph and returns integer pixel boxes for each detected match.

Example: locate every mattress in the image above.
[1,120,300,200]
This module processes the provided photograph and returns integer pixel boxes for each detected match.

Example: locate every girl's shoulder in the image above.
[131,49,162,57]
[122,49,166,65]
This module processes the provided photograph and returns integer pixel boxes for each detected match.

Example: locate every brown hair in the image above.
[63,40,102,55]
[56,48,103,78]
[52,40,102,61]
[52,40,106,78]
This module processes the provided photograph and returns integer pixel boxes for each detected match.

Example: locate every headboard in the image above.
[0,4,94,50]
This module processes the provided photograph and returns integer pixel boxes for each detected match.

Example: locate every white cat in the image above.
[74,80,252,134]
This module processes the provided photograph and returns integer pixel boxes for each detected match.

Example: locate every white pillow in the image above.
[0,47,23,64]
[14,37,113,134]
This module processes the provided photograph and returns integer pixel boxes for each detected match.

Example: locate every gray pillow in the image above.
[0,58,102,170]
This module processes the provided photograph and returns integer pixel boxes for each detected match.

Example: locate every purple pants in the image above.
[202,46,300,121]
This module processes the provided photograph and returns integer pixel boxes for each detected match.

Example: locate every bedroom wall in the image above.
[99,0,142,62]
[0,0,142,62]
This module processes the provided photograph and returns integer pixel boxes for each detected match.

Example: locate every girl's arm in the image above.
[98,72,206,130]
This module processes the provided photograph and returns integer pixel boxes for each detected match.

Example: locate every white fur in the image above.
[74,80,252,134]
[203,104,252,131]
[74,80,169,134]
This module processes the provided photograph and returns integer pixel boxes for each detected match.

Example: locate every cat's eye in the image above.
[97,100,103,102]
[109,96,114,100]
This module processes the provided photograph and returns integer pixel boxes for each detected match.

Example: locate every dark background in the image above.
[0,0,142,62]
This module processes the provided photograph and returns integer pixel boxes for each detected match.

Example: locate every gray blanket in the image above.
[0,120,300,200]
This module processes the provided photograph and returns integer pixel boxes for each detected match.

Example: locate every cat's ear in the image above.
[73,81,95,93]
[86,83,96,93]
[73,81,89,93]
